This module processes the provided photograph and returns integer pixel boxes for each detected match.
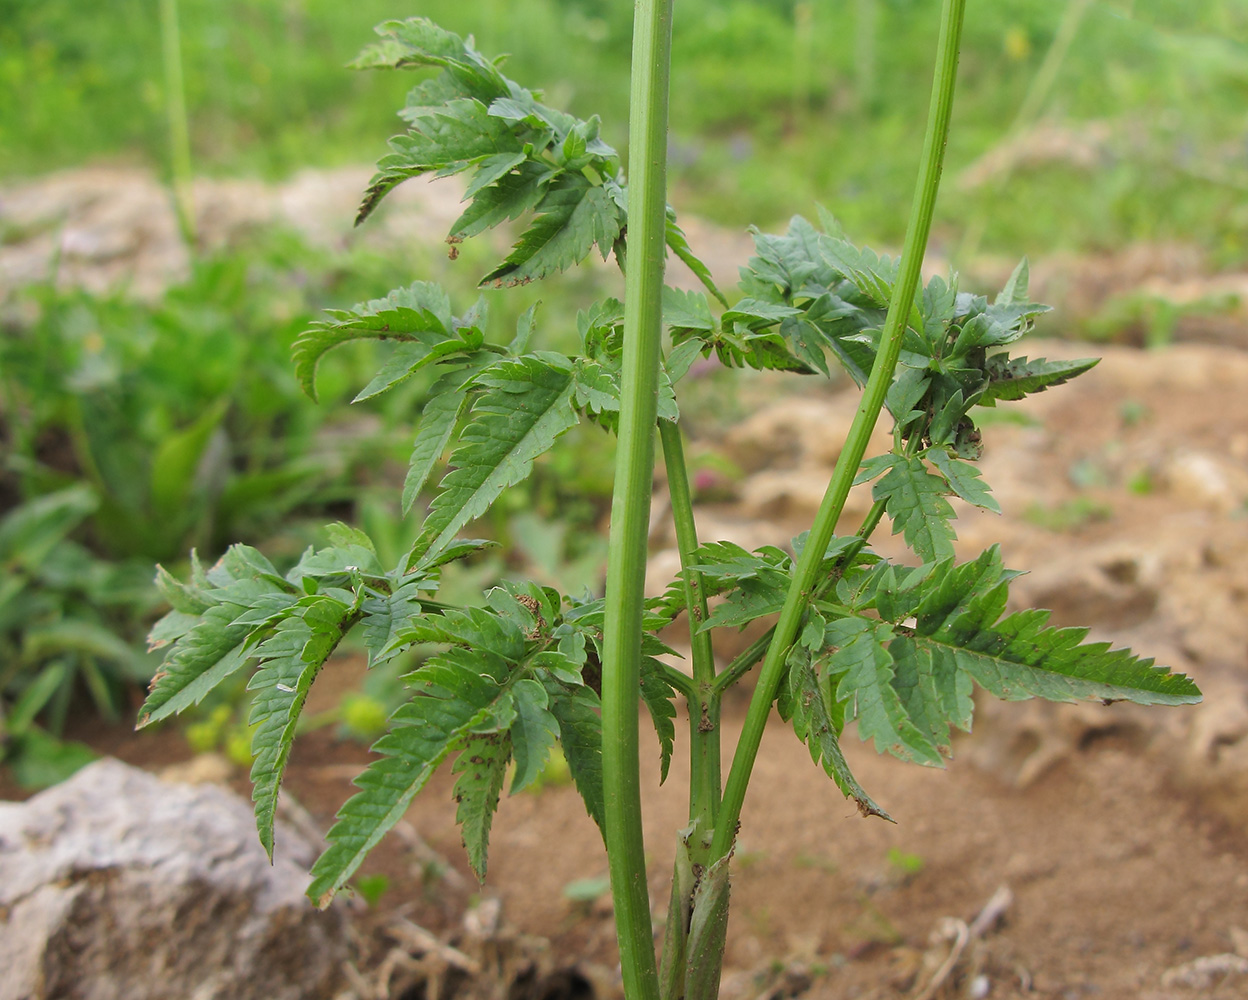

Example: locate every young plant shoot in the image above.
[138,6,1200,998]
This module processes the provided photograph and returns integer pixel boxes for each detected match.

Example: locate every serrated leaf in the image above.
[548,683,605,833]
[666,213,729,307]
[352,330,482,403]
[929,605,1201,707]
[480,177,622,287]
[980,355,1099,404]
[663,286,715,334]
[786,646,892,819]
[350,17,467,71]
[248,612,342,859]
[665,339,705,382]
[154,564,210,615]
[509,677,559,792]
[640,657,677,783]
[995,258,1030,308]
[453,731,512,880]
[886,639,952,756]
[450,160,551,242]
[413,356,578,566]
[295,287,451,401]
[927,450,1000,513]
[402,383,470,514]
[464,151,529,199]
[357,99,522,224]
[822,617,943,766]
[139,592,266,727]
[509,303,539,356]
[360,582,426,666]
[870,454,957,563]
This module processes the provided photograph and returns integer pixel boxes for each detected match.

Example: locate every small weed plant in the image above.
[138,5,1200,997]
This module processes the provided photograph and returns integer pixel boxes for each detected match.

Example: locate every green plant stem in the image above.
[708,499,887,697]
[159,0,196,246]
[711,0,967,864]
[658,420,720,834]
[600,0,673,996]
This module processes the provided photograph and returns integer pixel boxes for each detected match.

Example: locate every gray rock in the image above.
[0,758,346,1000]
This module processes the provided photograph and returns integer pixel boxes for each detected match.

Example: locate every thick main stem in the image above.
[711,0,967,863]
[600,0,673,997]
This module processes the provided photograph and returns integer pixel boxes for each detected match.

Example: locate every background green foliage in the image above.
[3,0,1247,256]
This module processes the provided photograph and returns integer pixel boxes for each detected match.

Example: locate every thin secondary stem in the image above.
[159,0,196,245]
[599,0,673,996]
[658,420,720,832]
[708,499,887,697]
[711,0,967,863]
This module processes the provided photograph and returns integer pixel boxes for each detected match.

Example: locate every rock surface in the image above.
[0,758,346,1000]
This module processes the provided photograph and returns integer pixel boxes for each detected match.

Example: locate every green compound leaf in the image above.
[138,548,294,727]
[360,99,523,223]
[814,547,1201,773]
[413,356,578,567]
[350,18,470,72]
[308,642,512,906]
[480,178,622,287]
[822,617,944,766]
[452,731,512,881]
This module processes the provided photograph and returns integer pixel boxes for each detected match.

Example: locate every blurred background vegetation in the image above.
[4,0,1247,255]
[2,0,1245,784]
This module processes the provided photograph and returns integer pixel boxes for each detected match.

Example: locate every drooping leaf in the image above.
[785,646,892,820]
[248,606,348,859]
[294,284,452,401]
[452,731,512,881]
[547,683,605,833]
[640,655,678,783]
